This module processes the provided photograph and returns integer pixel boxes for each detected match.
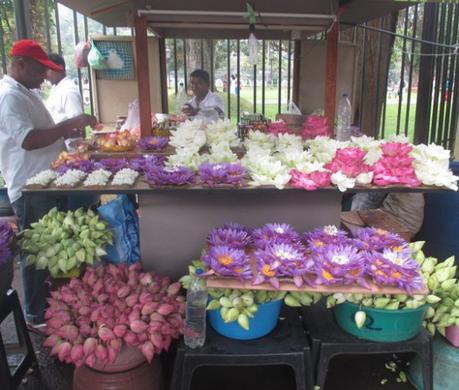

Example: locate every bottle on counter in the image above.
[184,271,208,348]
[335,93,352,141]
[176,82,189,114]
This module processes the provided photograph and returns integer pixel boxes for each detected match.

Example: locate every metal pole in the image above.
[287,40,292,108]
[404,5,418,138]
[183,39,188,92]
[237,39,240,121]
[358,23,367,127]
[0,9,7,74]
[262,40,266,116]
[54,1,62,54]
[227,39,231,119]
[44,0,51,52]
[253,64,257,113]
[278,40,282,115]
[84,16,94,116]
[375,18,383,137]
[396,9,409,135]
[173,39,178,94]
[14,0,31,39]
[73,10,83,98]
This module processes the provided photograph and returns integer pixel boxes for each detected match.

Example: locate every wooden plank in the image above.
[325,21,339,134]
[134,15,152,138]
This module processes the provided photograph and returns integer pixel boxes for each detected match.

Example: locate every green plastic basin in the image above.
[333,301,428,342]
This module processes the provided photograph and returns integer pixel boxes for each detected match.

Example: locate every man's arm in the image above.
[22,113,97,151]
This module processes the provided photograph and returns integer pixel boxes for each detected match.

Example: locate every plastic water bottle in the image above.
[184,273,208,348]
[336,93,352,141]
[176,83,188,114]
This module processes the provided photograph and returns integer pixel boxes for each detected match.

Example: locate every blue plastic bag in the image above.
[97,195,140,264]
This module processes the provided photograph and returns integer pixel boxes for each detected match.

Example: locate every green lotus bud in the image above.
[451,308,459,317]
[247,304,258,314]
[226,308,240,323]
[443,297,455,307]
[427,323,436,335]
[428,275,439,291]
[25,255,36,266]
[415,251,425,264]
[326,296,337,309]
[58,258,67,273]
[289,291,302,301]
[75,248,86,263]
[224,289,232,297]
[438,314,450,327]
[285,294,302,307]
[300,294,313,306]
[311,293,322,303]
[242,308,255,318]
[241,294,254,307]
[208,289,223,298]
[206,299,221,311]
[438,326,446,336]
[255,290,267,303]
[188,265,196,274]
[441,279,457,291]
[456,318,459,327]
[385,301,400,310]
[395,294,408,303]
[362,298,373,307]
[374,297,391,309]
[275,291,287,300]
[237,314,250,330]
[219,297,232,308]
[421,258,436,275]
[232,297,243,308]
[354,311,366,329]
[67,257,77,271]
[220,307,229,320]
[447,316,456,326]
[455,299,459,308]
[36,256,48,270]
[426,295,442,304]
[436,268,451,283]
[179,275,192,289]
[424,307,435,319]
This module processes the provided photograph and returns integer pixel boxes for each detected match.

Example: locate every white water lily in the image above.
[83,169,112,187]
[276,148,311,168]
[26,169,58,186]
[351,135,383,165]
[331,171,355,192]
[276,133,304,151]
[355,171,374,185]
[165,148,203,171]
[206,142,239,163]
[169,119,207,150]
[388,134,409,143]
[55,169,87,187]
[206,119,240,147]
[245,157,291,189]
[111,168,139,186]
[306,136,339,163]
[244,130,276,152]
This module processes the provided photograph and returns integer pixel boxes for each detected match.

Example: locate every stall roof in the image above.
[58,0,417,39]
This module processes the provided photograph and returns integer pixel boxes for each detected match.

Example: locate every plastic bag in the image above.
[120,99,141,138]
[287,101,302,115]
[87,40,108,70]
[97,195,140,264]
[74,41,90,68]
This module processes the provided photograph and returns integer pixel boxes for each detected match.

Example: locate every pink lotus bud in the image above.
[107,346,118,363]
[98,326,115,342]
[141,301,159,316]
[128,308,141,323]
[118,313,129,325]
[123,331,138,346]
[167,282,181,296]
[85,353,96,368]
[107,263,122,278]
[150,313,165,322]
[127,274,139,287]
[50,340,62,356]
[70,344,84,363]
[47,298,68,311]
[148,282,161,294]
[139,273,153,286]
[78,306,92,316]
[137,332,148,343]
[139,292,153,305]
[83,337,98,356]
[90,308,101,323]
[110,338,122,351]
[95,344,108,363]
[95,265,105,278]
[161,323,173,335]
[43,334,61,348]
[69,278,82,290]
[158,304,175,316]
[57,341,72,362]
[97,294,109,304]
[129,263,142,273]
[76,316,90,327]
[150,333,163,350]
[87,272,97,287]
[56,325,79,342]
[93,278,104,293]
[113,324,128,338]
[114,299,127,312]
[140,341,155,363]
[44,309,55,320]
[126,293,139,307]
[161,276,170,288]
[149,321,162,332]
[176,296,185,302]
[50,290,62,300]
[117,286,131,299]
[130,319,148,334]
[55,310,71,323]
[79,324,92,337]
[74,358,84,368]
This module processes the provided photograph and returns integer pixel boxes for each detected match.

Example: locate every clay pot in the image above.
[73,346,164,390]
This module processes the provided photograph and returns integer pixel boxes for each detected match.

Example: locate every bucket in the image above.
[409,336,459,390]
[208,299,283,340]
[416,161,459,265]
[333,302,428,342]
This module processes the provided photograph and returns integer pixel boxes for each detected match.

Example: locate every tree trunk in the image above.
[186,39,214,89]
[354,13,398,137]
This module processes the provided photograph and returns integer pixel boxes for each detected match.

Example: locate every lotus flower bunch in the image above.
[203,142,239,164]
[57,159,95,175]
[304,225,350,250]
[253,223,301,249]
[350,135,382,165]
[43,263,185,367]
[198,162,245,187]
[202,245,252,280]
[207,224,253,249]
[83,169,112,187]
[372,142,421,187]
[128,155,165,174]
[267,120,294,136]
[138,136,169,151]
[26,169,58,187]
[111,168,139,186]
[305,136,340,164]
[165,148,204,171]
[144,165,195,186]
[54,169,87,187]
[205,119,240,148]
[353,227,406,252]
[169,119,206,151]
[94,158,128,174]
[290,169,331,190]
[0,221,13,265]
[243,130,276,152]
[302,115,330,140]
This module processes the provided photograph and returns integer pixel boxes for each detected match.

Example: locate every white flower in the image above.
[26,170,58,186]
[165,149,203,171]
[355,171,374,185]
[111,168,139,186]
[276,133,304,151]
[206,119,240,147]
[83,169,112,187]
[55,169,87,187]
[276,148,310,168]
[245,157,291,189]
[306,136,339,163]
[388,134,409,143]
[169,119,207,150]
[331,171,355,192]
[350,135,383,165]
[244,130,276,151]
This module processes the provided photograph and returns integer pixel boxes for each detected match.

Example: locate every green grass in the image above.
[381,103,416,141]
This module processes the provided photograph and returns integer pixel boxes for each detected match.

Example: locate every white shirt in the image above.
[45,76,83,123]
[187,91,225,123]
[0,75,64,203]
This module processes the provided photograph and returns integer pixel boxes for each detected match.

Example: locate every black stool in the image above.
[301,304,433,390]
[0,289,40,390]
[170,308,313,390]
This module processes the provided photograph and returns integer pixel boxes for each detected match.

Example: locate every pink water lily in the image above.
[325,147,370,178]
[302,115,330,140]
[290,169,331,190]
[267,120,294,136]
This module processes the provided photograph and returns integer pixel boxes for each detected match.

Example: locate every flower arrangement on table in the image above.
[138,136,169,152]
[96,130,137,152]
[43,263,185,367]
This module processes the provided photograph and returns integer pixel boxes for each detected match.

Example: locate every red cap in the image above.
[10,40,63,72]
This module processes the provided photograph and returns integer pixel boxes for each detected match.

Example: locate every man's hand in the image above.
[62,114,98,139]
[181,104,199,117]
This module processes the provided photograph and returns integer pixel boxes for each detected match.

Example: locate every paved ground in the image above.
[3,259,418,390]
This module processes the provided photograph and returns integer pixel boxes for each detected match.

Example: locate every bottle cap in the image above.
[342,93,349,97]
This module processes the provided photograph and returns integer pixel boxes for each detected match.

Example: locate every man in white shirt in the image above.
[0,40,97,329]
[182,69,225,123]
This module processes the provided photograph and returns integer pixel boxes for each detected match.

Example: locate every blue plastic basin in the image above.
[208,299,283,340]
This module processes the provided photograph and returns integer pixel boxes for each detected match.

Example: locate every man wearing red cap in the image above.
[0,40,97,330]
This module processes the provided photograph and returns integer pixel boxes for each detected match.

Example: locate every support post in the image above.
[134,15,152,138]
[325,21,339,133]
[292,40,301,106]
[14,0,31,40]
[159,38,169,113]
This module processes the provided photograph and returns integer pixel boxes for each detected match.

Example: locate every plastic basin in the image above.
[208,299,283,340]
[333,301,428,342]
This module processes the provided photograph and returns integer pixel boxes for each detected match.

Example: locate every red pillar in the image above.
[325,22,339,134]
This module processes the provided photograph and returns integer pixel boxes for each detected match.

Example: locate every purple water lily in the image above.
[144,165,195,186]
[202,245,252,280]
[198,162,245,187]
[57,159,95,175]
[253,223,301,249]
[313,244,368,287]
[0,222,13,265]
[353,227,406,252]
[220,222,252,235]
[128,155,165,173]
[138,136,169,151]
[304,225,350,250]
[94,158,128,174]
[366,248,422,293]
[207,226,253,249]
